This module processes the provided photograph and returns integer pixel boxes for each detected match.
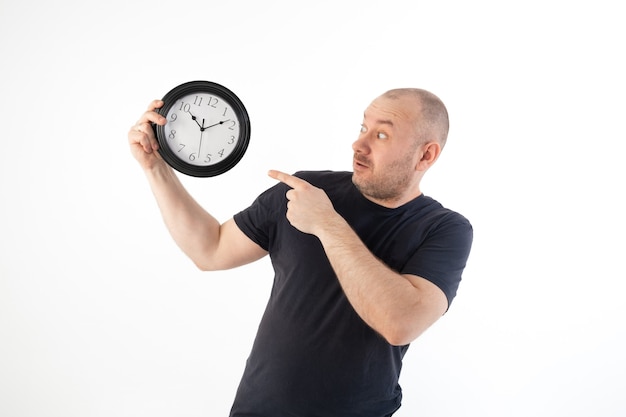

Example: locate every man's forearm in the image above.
[144,163,221,269]
[317,216,442,346]
[318,219,418,343]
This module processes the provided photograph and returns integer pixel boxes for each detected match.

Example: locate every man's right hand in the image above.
[128,99,168,171]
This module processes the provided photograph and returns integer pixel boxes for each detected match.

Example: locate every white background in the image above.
[1,1,624,416]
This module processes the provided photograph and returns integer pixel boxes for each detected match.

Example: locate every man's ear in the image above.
[416,142,442,171]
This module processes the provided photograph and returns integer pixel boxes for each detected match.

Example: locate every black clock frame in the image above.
[153,80,251,177]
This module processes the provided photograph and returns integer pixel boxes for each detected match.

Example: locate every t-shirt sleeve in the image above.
[233,183,286,252]
[402,212,473,308]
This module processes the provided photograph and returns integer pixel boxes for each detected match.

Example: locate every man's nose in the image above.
[352,134,370,154]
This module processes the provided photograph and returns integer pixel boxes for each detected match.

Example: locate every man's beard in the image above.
[352,153,415,202]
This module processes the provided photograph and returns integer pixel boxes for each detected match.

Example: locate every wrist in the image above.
[316,214,353,245]
[144,159,174,181]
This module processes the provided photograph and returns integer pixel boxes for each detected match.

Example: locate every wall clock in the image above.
[153,80,251,177]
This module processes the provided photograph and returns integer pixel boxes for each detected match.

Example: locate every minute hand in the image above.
[202,119,231,130]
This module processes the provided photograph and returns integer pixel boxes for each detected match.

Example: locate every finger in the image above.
[128,126,157,153]
[133,100,167,129]
[147,99,164,111]
[268,170,310,189]
[137,110,167,127]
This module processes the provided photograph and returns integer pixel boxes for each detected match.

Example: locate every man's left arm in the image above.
[268,170,448,346]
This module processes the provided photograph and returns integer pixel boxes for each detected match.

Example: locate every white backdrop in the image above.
[1,1,624,416]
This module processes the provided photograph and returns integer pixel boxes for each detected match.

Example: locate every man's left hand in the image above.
[268,170,338,236]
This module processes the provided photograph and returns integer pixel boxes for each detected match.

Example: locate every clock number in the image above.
[179,102,191,113]
[189,153,196,161]
[207,97,218,108]
[228,120,236,130]
[169,113,178,122]
[228,135,235,145]
[178,143,185,152]
[204,154,212,163]
[218,149,225,158]
[169,130,176,140]
[193,96,203,106]
[222,107,228,117]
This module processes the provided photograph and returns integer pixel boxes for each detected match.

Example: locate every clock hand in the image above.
[203,119,231,130]
[197,119,230,132]
[198,119,205,156]
[186,110,203,129]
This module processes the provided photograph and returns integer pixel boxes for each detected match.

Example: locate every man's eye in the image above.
[360,125,367,133]
[377,132,388,140]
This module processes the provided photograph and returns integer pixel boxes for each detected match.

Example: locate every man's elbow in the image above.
[382,326,422,347]
[381,312,444,346]
[191,256,222,272]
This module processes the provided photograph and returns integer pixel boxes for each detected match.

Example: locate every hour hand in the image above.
[186,110,203,129]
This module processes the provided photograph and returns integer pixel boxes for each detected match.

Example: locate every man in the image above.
[128,88,473,416]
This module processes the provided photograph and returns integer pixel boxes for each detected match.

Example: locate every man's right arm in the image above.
[128,100,267,271]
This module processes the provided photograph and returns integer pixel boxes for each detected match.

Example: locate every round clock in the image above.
[153,80,251,177]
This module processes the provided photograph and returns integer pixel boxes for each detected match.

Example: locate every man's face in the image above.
[352,95,422,205]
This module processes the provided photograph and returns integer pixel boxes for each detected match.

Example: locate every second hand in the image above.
[198,118,205,157]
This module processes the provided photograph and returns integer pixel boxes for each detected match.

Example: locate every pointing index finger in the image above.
[268,170,308,189]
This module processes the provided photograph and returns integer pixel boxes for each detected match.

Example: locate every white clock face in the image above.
[163,92,242,166]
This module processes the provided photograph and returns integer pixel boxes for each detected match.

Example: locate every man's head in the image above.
[352,88,449,207]
[382,88,449,148]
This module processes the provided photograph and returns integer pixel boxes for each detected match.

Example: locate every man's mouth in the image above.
[353,155,370,169]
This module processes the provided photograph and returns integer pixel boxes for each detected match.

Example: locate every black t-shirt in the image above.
[230,171,473,417]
